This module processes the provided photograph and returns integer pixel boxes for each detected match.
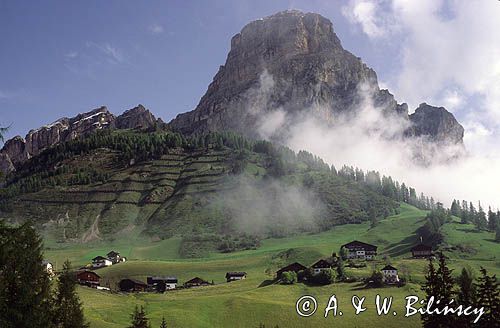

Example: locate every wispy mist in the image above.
[249,71,500,209]
[218,175,324,236]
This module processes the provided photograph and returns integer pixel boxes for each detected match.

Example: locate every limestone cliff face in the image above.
[0,105,160,174]
[115,104,163,130]
[168,10,463,148]
[169,10,408,137]
[407,103,464,144]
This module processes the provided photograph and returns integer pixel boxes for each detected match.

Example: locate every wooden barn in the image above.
[119,278,148,292]
[276,262,307,279]
[411,244,432,258]
[184,277,210,288]
[76,270,101,287]
[225,272,247,282]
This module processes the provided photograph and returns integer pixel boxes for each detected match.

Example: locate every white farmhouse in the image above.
[381,265,400,284]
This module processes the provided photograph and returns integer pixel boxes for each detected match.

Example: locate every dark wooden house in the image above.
[411,244,432,258]
[106,251,121,264]
[184,277,210,288]
[276,262,307,279]
[311,259,333,275]
[76,270,101,287]
[225,272,247,282]
[341,241,378,260]
[147,276,178,291]
[119,278,148,292]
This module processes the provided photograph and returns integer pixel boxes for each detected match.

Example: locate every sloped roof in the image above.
[276,262,307,274]
[381,265,397,271]
[184,277,209,285]
[92,255,108,261]
[341,240,377,250]
[226,272,247,278]
[147,276,178,283]
[76,270,101,279]
[311,259,333,269]
[120,278,147,286]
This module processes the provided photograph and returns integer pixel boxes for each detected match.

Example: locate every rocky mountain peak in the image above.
[407,103,464,144]
[168,10,412,138]
[0,105,161,175]
[115,104,163,130]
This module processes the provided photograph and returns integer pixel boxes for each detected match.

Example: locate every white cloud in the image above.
[341,0,393,38]
[386,1,500,126]
[441,89,464,112]
[149,24,164,34]
[342,1,500,131]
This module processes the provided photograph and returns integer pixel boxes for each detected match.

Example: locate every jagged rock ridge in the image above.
[168,10,463,147]
[0,105,162,174]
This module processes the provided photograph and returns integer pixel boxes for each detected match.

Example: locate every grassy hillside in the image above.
[49,203,497,327]
[1,129,399,257]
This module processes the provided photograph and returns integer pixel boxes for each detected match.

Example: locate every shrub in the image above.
[280,271,297,285]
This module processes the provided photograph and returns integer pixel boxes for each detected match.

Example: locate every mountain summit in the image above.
[0,105,163,175]
[169,10,463,147]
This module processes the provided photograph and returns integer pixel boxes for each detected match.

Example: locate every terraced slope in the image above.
[0,130,398,257]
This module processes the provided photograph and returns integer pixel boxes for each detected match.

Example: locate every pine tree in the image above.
[456,267,476,328]
[421,258,439,328]
[496,225,500,243]
[336,256,345,281]
[159,316,167,328]
[53,260,88,328]
[475,267,500,328]
[421,253,456,327]
[436,253,455,303]
[488,208,498,232]
[129,306,151,328]
[0,221,54,328]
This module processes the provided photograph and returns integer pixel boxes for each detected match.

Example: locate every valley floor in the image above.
[43,203,499,327]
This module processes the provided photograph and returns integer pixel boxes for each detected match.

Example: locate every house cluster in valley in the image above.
[40,240,434,292]
[276,240,434,285]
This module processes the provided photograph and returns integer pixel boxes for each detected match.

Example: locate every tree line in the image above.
[422,253,499,328]
[0,221,87,328]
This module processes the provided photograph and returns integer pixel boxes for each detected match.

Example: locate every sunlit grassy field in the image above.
[42,203,499,327]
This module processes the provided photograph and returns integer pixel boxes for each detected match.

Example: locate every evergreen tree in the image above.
[456,267,476,328]
[159,316,167,328]
[128,306,151,328]
[475,267,500,328]
[421,258,439,328]
[421,253,456,328]
[0,221,54,328]
[476,204,487,231]
[436,253,455,304]
[488,208,498,232]
[496,225,500,243]
[450,200,461,217]
[336,256,345,281]
[53,260,88,328]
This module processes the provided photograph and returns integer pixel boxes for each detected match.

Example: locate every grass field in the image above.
[41,203,499,327]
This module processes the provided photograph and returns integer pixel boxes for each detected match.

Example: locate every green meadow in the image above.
[43,203,499,327]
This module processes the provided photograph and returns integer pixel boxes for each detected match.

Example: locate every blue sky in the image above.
[2,0,500,206]
[1,0,500,155]
[0,0,402,141]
